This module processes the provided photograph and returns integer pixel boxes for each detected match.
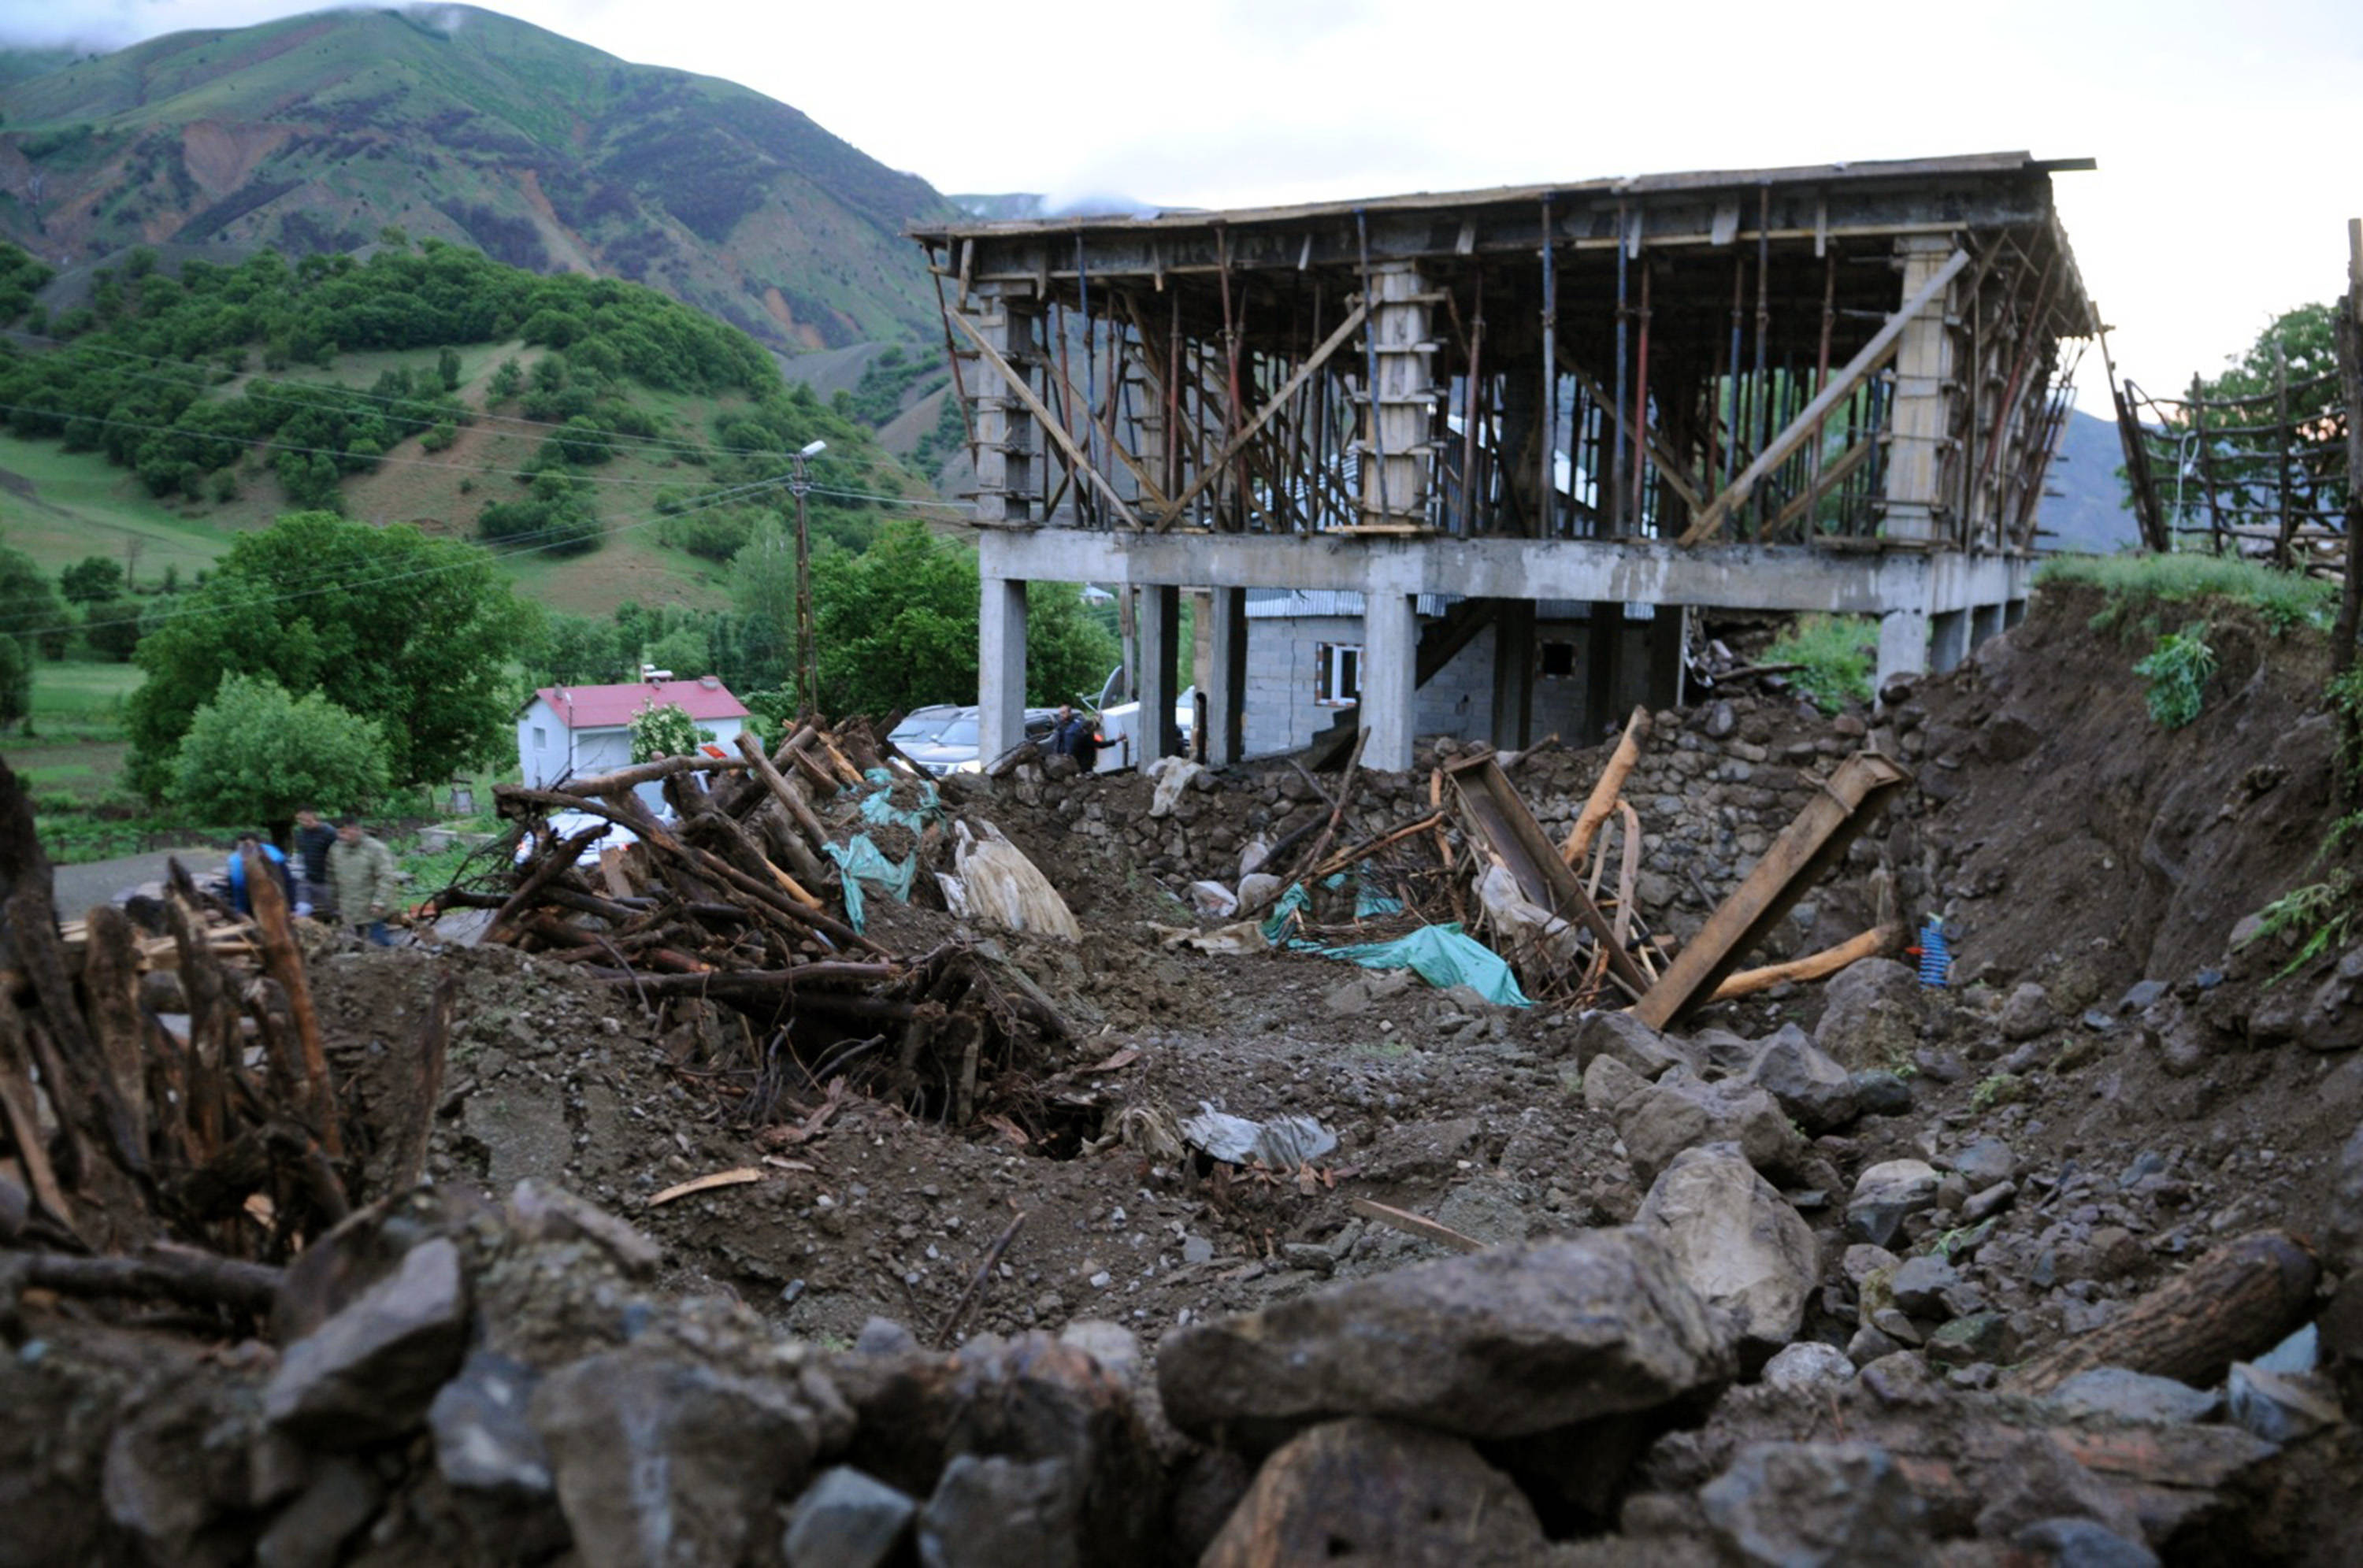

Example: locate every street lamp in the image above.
[792,439,825,719]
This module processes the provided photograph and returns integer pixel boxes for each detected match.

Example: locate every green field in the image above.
[0,432,249,578]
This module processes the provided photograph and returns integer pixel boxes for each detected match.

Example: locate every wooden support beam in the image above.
[1706,924,1900,1002]
[1154,302,1368,532]
[1560,355,1704,513]
[1679,247,1970,546]
[947,307,1146,531]
[1628,751,1911,1028]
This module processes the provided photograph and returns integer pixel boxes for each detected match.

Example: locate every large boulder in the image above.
[1635,1144,1818,1362]
[1614,1072,1807,1184]
[1815,958,1921,1069]
[262,1236,470,1447]
[2000,981,2059,1042]
[531,1349,850,1568]
[2329,1121,2363,1274]
[1200,1418,1549,1568]
[1156,1229,1733,1448]
[917,1455,1082,1568]
[1747,1025,1860,1133]
[1699,1442,1932,1566]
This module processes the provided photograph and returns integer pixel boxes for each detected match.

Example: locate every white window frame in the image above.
[1314,642,1362,706]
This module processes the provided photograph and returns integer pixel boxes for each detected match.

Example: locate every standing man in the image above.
[328,817,400,947]
[224,832,295,917]
[1046,704,1100,773]
[293,807,337,919]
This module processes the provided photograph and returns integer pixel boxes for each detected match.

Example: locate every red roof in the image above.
[532,679,751,729]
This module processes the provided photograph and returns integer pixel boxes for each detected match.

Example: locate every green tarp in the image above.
[1259,881,1530,1007]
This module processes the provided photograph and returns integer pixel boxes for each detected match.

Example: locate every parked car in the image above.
[896,706,1058,776]
[887,705,965,751]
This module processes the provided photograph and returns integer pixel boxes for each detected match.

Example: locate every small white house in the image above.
[517,677,751,792]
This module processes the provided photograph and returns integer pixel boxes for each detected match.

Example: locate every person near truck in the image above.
[328,817,400,947]
[1047,704,1100,771]
[293,807,337,918]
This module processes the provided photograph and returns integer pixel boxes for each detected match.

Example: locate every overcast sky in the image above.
[5,0,2357,414]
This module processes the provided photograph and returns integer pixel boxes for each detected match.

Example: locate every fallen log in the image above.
[560,753,749,795]
[1560,706,1649,869]
[8,1245,282,1313]
[243,846,339,1155]
[2005,1230,2319,1396]
[1288,728,1371,883]
[1706,924,1901,1003]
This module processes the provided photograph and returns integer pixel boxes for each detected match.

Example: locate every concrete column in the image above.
[969,285,1042,526]
[1585,602,1626,739]
[1360,263,1434,528]
[1968,602,2004,651]
[1203,587,1247,765]
[1362,590,1418,771]
[2002,597,2027,629]
[979,576,1029,764]
[1882,237,1961,547]
[1644,605,1687,710]
[1137,584,1180,768]
[1876,607,1929,689]
[1489,598,1535,749]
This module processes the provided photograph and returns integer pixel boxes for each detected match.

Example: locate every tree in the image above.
[0,543,61,725]
[436,345,462,391]
[83,599,143,662]
[59,554,125,605]
[810,520,979,717]
[169,674,391,843]
[1026,583,1121,714]
[128,511,541,795]
[533,611,626,686]
[628,702,710,763]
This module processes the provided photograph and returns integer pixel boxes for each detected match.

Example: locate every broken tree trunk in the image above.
[1706,925,1901,1003]
[243,846,339,1155]
[2006,1230,2319,1396]
[1561,706,1650,869]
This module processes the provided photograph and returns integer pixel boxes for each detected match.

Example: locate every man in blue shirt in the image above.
[224,832,295,917]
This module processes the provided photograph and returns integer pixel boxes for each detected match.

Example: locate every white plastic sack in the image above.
[1180,1102,1337,1170]
[1148,760,1206,819]
[1187,880,1239,918]
[938,820,1081,940]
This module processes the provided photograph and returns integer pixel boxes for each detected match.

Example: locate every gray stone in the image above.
[2042,1367,2221,1426]
[255,1458,380,1568]
[784,1467,917,1568]
[1886,1255,1961,1318]
[2254,1322,2318,1375]
[1973,1432,2145,1546]
[1963,1181,2018,1224]
[429,1351,551,1496]
[918,1455,1080,1568]
[1870,1307,1925,1346]
[506,1181,662,1279]
[263,1236,469,1446]
[532,1350,845,1568]
[1815,958,1921,1070]
[1849,1069,1914,1117]
[1846,1160,1941,1249]
[1700,1441,1932,1566]
[1846,1325,1906,1367]
[1575,1010,1694,1080]
[1155,1229,1734,1445]
[1583,1053,1650,1112]
[1615,1073,1806,1184]
[1198,1418,1549,1568]
[1952,1135,2017,1188]
[1760,1341,1856,1394]
[1692,1026,1760,1080]
[1925,1310,2019,1370]
[1637,1144,1820,1361]
[855,1318,919,1356]
[2226,1362,2343,1444]
[1056,1321,1141,1387]
[2001,981,2059,1042]
[2013,1518,2161,1568]
[1842,1244,1901,1291]
[2328,1121,2363,1274]
[1748,1025,1860,1133]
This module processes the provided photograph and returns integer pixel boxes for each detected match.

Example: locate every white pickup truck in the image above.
[1088,668,1197,772]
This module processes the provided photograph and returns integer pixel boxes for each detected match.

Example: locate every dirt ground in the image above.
[280,581,2354,1377]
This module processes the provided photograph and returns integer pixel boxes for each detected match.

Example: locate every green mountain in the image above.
[0,6,953,354]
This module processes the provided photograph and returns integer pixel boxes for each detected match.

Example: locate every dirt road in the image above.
[48,845,221,916]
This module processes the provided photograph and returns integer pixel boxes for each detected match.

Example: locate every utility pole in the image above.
[792,440,825,718]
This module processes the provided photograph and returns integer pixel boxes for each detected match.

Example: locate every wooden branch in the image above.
[1309,811,1445,882]
[1561,706,1650,868]
[733,732,833,867]
[1679,247,1972,546]
[555,753,750,796]
[388,976,453,1192]
[10,1246,282,1313]
[484,823,607,946]
[2006,1231,2318,1396]
[936,1207,1026,1348]
[1348,1196,1486,1253]
[1289,728,1371,883]
[1610,799,1641,949]
[0,988,75,1238]
[243,847,339,1156]
[1706,924,1899,1002]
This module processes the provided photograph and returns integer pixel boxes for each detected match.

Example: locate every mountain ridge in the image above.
[0,6,954,355]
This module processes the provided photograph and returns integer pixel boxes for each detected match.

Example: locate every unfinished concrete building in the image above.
[911,151,2098,771]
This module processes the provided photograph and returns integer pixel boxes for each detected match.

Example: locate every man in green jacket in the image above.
[328,817,401,947]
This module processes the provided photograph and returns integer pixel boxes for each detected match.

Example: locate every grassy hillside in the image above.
[0,6,955,354]
[0,236,929,619]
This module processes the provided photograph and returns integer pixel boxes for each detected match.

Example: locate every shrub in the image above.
[1764,613,1875,713]
[2132,624,2215,729]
